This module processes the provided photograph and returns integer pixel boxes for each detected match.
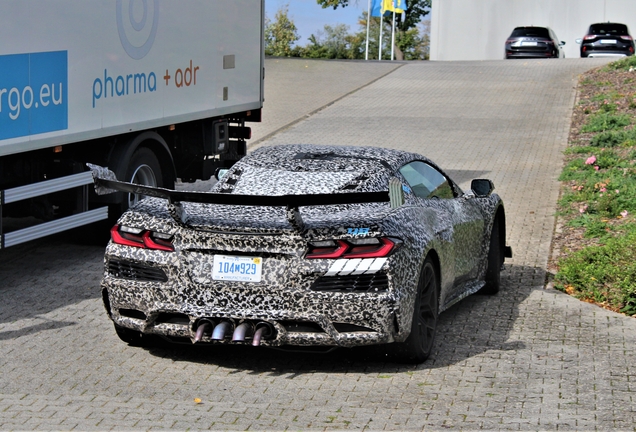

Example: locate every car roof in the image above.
[510,26,551,38]
[588,23,629,34]
[244,144,425,172]
[211,144,441,195]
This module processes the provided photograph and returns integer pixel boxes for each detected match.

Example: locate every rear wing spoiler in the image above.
[88,164,391,229]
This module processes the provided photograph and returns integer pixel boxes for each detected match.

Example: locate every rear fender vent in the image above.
[280,321,325,333]
[108,259,168,283]
[333,323,375,333]
[155,313,190,325]
[311,272,389,293]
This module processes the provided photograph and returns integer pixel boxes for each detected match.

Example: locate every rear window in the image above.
[510,27,550,38]
[589,23,629,36]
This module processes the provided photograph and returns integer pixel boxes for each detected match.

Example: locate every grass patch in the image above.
[591,91,622,104]
[564,145,598,155]
[555,230,636,315]
[602,55,636,72]
[554,57,636,317]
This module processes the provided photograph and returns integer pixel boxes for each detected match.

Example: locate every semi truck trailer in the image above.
[0,0,264,248]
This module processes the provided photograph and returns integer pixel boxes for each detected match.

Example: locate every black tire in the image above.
[479,218,501,295]
[392,257,439,363]
[114,324,153,347]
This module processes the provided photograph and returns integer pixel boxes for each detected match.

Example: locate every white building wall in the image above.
[430,0,636,60]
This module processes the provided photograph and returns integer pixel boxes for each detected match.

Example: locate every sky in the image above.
[265,0,368,45]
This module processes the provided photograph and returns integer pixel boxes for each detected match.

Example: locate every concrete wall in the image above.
[430,0,636,60]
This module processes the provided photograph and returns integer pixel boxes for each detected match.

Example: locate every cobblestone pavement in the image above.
[251,58,402,144]
[2,58,635,431]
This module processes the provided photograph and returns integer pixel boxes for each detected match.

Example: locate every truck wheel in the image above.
[391,257,439,363]
[125,147,163,209]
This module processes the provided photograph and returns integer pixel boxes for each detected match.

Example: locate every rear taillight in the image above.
[306,240,349,259]
[111,225,174,251]
[306,237,398,259]
[583,35,596,40]
[621,35,633,41]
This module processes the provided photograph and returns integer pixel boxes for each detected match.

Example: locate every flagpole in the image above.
[378,9,383,60]
[390,1,396,61]
[365,0,371,60]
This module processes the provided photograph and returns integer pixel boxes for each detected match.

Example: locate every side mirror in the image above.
[471,179,494,197]
[575,38,582,44]
[214,167,229,181]
[560,41,566,46]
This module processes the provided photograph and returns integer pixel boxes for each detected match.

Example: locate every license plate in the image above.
[212,255,262,282]
[521,41,538,46]
[600,39,616,44]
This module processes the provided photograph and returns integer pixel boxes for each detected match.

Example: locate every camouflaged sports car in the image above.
[92,144,511,363]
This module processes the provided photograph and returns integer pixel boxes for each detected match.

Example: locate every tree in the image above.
[264,5,300,57]
[316,0,432,32]
[354,11,428,60]
[296,24,365,59]
[316,1,431,60]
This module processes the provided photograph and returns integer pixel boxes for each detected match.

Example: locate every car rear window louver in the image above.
[107,259,168,282]
[311,272,389,293]
[339,174,370,191]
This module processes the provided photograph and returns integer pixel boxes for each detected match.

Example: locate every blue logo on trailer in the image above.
[116,0,159,60]
[0,51,68,140]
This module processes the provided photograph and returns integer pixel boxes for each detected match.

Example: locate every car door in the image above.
[399,161,485,292]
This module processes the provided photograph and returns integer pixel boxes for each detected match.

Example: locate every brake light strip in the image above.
[325,257,388,276]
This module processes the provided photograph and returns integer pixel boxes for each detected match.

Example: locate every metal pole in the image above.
[378,8,383,60]
[365,0,371,60]
[390,5,396,61]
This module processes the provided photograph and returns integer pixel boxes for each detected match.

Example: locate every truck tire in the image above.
[125,147,163,209]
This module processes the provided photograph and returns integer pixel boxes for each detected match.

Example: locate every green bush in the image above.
[590,130,631,147]
[599,102,618,113]
[564,146,598,155]
[594,150,620,168]
[581,113,632,133]
[566,214,612,238]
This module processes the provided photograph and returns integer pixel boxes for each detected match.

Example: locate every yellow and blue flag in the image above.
[371,0,383,17]
[382,0,406,14]
[371,0,406,17]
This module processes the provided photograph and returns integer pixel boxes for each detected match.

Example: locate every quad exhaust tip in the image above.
[193,318,275,345]
[193,318,216,343]
[211,320,234,340]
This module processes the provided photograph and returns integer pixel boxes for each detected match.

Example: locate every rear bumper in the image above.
[506,51,558,59]
[102,266,401,347]
[583,52,630,58]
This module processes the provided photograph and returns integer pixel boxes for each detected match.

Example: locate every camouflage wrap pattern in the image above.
[100,145,505,348]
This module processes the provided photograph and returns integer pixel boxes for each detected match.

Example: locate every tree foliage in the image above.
[264,5,300,57]
[294,24,365,59]
[316,0,432,32]
[264,4,429,60]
